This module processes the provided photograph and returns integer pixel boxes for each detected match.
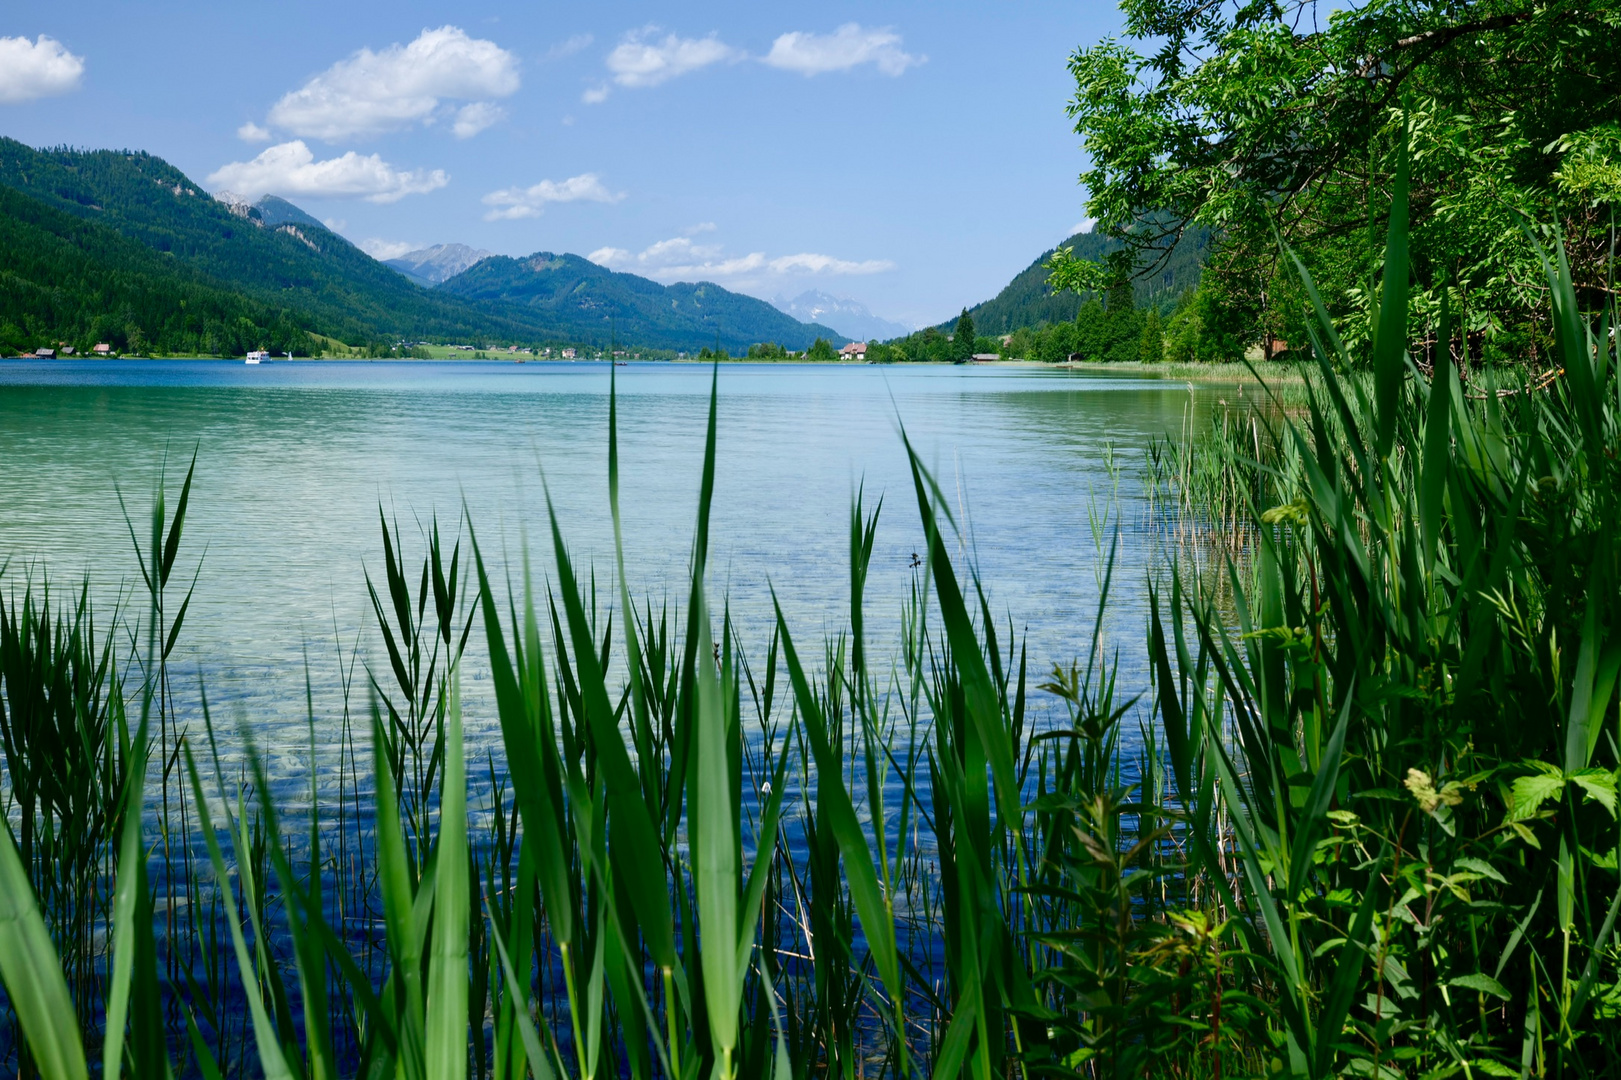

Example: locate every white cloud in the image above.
[581,84,610,105]
[481,172,625,220]
[683,221,717,236]
[767,253,894,275]
[544,33,594,61]
[763,24,922,77]
[452,101,503,139]
[0,35,85,104]
[266,26,518,140]
[206,141,449,204]
[589,231,893,285]
[1071,218,1097,235]
[606,27,738,89]
[237,121,273,142]
[359,238,420,260]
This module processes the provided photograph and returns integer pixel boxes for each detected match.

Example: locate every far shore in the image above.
[6,353,1307,385]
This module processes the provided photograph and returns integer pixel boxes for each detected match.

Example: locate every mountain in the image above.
[386,243,493,286]
[0,139,560,346]
[771,290,911,342]
[0,179,314,356]
[254,195,328,231]
[942,226,1208,336]
[439,253,849,352]
[0,140,846,353]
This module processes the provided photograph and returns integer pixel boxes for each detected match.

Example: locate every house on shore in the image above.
[971,353,1000,363]
[35,347,55,358]
[839,341,867,361]
[93,343,112,355]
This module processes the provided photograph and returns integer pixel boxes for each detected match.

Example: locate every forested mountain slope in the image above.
[439,252,848,352]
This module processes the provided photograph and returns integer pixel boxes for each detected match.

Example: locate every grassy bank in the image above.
[0,161,1617,1080]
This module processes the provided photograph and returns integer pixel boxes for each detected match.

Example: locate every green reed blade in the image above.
[101,708,151,1080]
[245,749,336,1080]
[771,593,903,1025]
[545,497,678,970]
[0,804,87,1080]
[901,434,1021,831]
[757,956,791,1080]
[1285,685,1353,901]
[469,527,575,949]
[735,730,792,989]
[371,704,428,1080]
[182,744,295,1080]
[486,886,560,1080]
[691,587,740,1067]
[183,1001,227,1080]
[424,672,469,1080]
[1419,352,1454,577]
[1371,118,1411,460]
[159,447,196,590]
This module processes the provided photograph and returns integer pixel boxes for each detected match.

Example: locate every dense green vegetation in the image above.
[1057,0,1621,364]
[439,252,847,354]
[0,182,313,357]
[949,224,1206,338]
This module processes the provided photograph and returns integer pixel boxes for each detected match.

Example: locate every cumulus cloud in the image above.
[606,28,738,89]
[358,238,420,260]
[206,141,449,203]
[266,26,518,140]
[237,121,273,142]
[481,173,625,220]
[452,101,504,138]
[589,232,893,284]
[1071,218,1097,235]
[581,84,610,105]
[763,24,922,77]
[0,35,85,104]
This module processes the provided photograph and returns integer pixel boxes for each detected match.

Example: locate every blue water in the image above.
[0,359,1216,776]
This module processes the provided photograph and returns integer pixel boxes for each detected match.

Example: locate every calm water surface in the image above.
[0,359,1217,780]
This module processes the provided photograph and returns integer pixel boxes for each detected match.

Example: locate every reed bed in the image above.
[0,136,1618,1079]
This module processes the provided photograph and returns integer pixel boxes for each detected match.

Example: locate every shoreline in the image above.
[4,353,1307,384]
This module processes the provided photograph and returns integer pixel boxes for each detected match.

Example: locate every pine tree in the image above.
[1138,309,1164,363]
[953,308,975,361]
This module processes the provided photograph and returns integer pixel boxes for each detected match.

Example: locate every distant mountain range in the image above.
[771,290,911,342]
[0,139,845,355]
[939,226,1208,337]
[386,243,493,286]
[442,254,846,352]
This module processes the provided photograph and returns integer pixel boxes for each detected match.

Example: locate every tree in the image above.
[1074,299,1107,360]
[1062,0,1621,360]
[1138,309,1163,364]
[807,337,836,361]
[953,308,975,361]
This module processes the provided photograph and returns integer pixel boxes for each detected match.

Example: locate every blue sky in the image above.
[0,2,1122,327]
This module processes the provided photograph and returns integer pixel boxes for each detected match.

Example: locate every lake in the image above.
[0,359,1217,780]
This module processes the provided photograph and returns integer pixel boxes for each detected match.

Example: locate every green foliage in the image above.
[1064,0,1621,361]
[746,342,787,359]
[951,308,974,361]
[805,336,837,361]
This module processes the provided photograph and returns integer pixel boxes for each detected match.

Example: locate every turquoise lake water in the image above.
[0,359,1217,775]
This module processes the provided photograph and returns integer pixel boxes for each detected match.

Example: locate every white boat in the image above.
[246,350,270,365]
